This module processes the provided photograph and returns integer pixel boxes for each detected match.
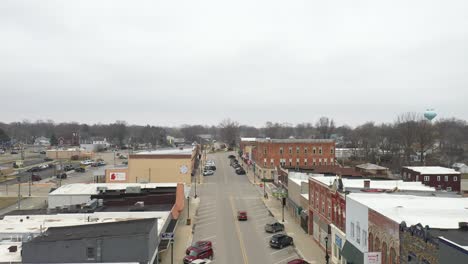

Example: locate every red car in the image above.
[185,240,213,255]
[237,211,247,221]
[183,247,213,264]
[287,259,309,264]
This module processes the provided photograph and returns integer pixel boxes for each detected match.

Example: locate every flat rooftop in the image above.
[256,138,334,143]
[348,193,468,229]
[135,147,194,155]
[49,183,177,195]
[0,211,170,235]
[0,242,21,263]
[311,176,435,192]
[404,166,460,175]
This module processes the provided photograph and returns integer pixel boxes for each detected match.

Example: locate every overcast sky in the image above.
[1,0,467,127]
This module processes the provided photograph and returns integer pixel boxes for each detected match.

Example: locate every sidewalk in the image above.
[159,188,200,264]
[245,168,326,264]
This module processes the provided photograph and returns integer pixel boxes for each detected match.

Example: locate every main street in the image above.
[193,152,301,264]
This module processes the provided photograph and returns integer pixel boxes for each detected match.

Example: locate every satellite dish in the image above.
[424,109,437,121]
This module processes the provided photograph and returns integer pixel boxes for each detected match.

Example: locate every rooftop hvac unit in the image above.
[96,187,108,193]
[126,186,141,194]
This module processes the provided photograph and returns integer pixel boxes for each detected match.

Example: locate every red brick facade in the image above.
[252,139,336,174]
[401,167,461,192]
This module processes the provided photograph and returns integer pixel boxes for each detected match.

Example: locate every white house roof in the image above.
[49,183,177,195]
[348,193,468,229]
[136,147,194,155]
[404,166,460,175]
[356,163,388,170]
[240,137,257,142]
[310,176,435,191]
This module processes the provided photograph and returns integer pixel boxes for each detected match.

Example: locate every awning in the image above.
[341,241,364,264]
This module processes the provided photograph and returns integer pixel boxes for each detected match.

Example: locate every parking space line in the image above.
[200,235,216,241]
[195,221,216,228]
[272,255,297,264]
[270,247,294,255]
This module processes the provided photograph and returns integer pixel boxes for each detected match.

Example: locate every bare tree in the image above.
[415,119,436,165]
[396,112,419,165]
[316,117,335,139]
[219,119,239,147]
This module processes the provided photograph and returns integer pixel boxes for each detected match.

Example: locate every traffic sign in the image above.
[162,232,174,240]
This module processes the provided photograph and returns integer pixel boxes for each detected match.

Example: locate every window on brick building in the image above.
[296,147,300,154]
[313,147,316,154]
[324,158,328,166]
[322,200,325,213]
[289,159,292,167]
[437,176,441,181]
[445,176,449,182]
[289,147,292,154]
[454,176,458,181]
[311,192,314,206]
[270,159,274,167]
[280,147,283,155]
[296,158,300,166]
[304,159,307,166]
[304,147,308,154]
[319,159,322,166]
[263,158,267,167]
[330,158,334,164]
[313,159,316,166]
[416,175,419,181]
[264,148,267,154]
[424,176,430,181]
[319,147,323,154]
[330,147,334,154]
[328,203,331,219]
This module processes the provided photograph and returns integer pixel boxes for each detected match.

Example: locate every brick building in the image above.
[402,166,461,192]
[251,138,336,179]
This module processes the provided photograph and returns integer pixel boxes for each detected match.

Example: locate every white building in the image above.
[48,183,177,209]
[33,136,50,146]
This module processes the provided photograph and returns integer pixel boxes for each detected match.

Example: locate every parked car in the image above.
[235,168,246,175]
[189,260,212,264]
[63,165,74,172]
[97,161,106,166]
[80,160,94,165]
[183,247,214,264]
[75,167,85,173]
[118,155,127,159]
[10,150,18,154]
[39,150,46,154]
[56,173,67,179]
[27,166,40,172]
[265,222,285,233]
[237,211,248,221]
[38,164,49,170]
[288,259,309,264]
[269,234,294,249]
[185,241,213,255]
[31,174,42,181]
[228,155,235,159]
[203,170,214,176]
[205,165,216,171]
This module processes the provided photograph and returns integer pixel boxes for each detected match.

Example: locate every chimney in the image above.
[459,222,468,230]
[8,246,17,252]
[364,180,370,189]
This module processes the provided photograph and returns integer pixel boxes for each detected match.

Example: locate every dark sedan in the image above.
[270,234,293,249]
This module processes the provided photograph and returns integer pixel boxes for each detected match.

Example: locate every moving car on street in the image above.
[269,234,294,249]
[31,174,42,181]
[56,173,67,179]
[235,167,246,175]
[237,211,248,221]
[265,222,285,233]
[288,259,309,264]
[189,259,212,264]
[75,167,85,173]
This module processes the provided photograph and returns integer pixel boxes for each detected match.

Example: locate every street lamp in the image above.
[186,196,191,225]
[325,236,330,264]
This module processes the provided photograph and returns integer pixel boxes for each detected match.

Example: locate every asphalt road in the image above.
[193,152,301,264]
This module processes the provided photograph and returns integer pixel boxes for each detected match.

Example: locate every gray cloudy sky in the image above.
[1,0,467,127]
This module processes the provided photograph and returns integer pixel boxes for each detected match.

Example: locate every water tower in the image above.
[424,109,437,121]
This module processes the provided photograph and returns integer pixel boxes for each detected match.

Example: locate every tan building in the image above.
[46,148,94,160]
[105,147,199,185]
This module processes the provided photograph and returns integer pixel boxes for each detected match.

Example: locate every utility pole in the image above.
[186,196,191,225]
[17,176,21,209]
[170,239,174,264]
[29,172,32,196]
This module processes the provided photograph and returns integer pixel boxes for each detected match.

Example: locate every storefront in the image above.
[331,224,347,264]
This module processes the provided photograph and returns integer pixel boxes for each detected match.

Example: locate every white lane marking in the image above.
[195,221,217,228]
[199,235,217,241]
[272,255,297,264]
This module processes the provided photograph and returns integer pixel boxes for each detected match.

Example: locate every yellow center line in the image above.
[229,195,249,264]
